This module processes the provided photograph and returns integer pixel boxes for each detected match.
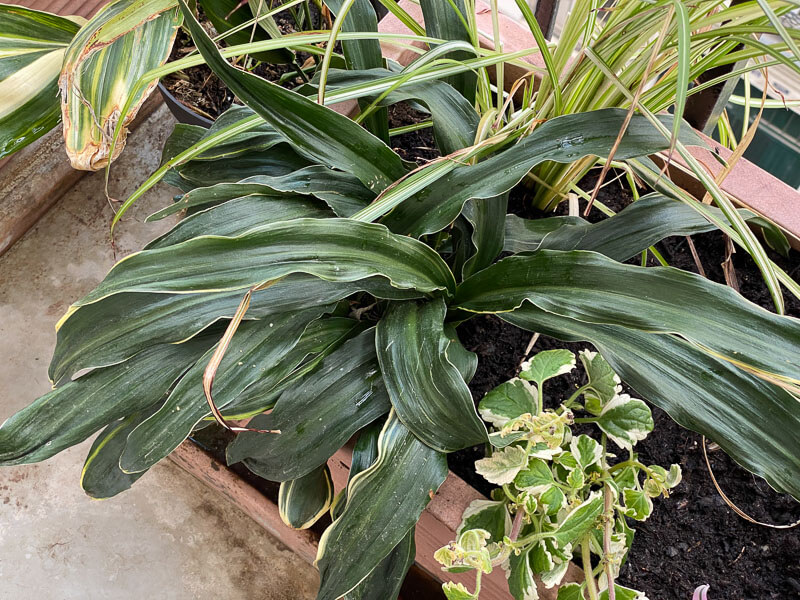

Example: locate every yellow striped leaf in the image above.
[0,4,83,158]
[60,0,181,169]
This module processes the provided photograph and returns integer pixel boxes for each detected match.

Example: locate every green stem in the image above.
[582,539,600,600]
[537,381,544,414]
[565,383,591,408]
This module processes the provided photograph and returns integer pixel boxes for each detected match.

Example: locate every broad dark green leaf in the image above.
[145,195,332,249]
[419,0,476,103]
[0,5,81,158]
[161,105,286,162]
[444,324,478,384]
[51,274,418,382]
[228,329,390,481]
[76,218,456,305]
[503,193,761,261]
[0,337,212,466]
[120,307,329,473]
[148,165,375,221]
[503,304,800,499]
[456,250,800,387]
[226,316,365,418]
[179,0,407,192]
[167,144,310,190]
[323,68,479,155]
[80,406,159,499]
[462,194,508,279]
[315,412,448,600]
[278,464,334,529]
[376,298,487,452]
[342,528,415,600]
[383,110,704,237]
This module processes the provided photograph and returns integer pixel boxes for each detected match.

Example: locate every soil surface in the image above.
[388,103,439,164]
[455,171,800,600]
[164,4,319,119]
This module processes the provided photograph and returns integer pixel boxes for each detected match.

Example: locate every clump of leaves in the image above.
[436,349,681,600]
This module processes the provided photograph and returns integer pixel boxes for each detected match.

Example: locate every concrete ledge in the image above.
[0,93,163,258]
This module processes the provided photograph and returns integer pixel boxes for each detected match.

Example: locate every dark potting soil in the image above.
[454,170,800,599]
[163,4,319,119]
[388,103,439,164]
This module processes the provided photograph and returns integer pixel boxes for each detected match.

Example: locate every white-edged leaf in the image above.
[475,445,528,486]
[442,582,478,600]
[458,499,512,544]
[570,434,602,470]
[596,395,654,450]
[515,458,555,494]
[552,491,604,546]
[579,350,621,414]
[622,488,653,521]
[505,545,539,600]
[479,379,536,427]
[520,349,576,387]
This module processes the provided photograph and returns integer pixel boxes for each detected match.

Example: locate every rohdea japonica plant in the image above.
[1,1,800,599]
[435,349,680,600]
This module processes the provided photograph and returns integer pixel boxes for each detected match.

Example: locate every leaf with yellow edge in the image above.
[0,4,83,159]
[60,0,181,170]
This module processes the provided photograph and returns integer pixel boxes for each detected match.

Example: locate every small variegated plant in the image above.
[436,349,681,600]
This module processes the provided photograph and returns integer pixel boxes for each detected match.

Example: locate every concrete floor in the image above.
[0,107,319,599]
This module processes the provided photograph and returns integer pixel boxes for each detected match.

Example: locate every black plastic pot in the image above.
[158,81,214,127]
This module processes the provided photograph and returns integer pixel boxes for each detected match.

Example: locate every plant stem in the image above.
[603,484,616,600]
[582,539,600,600]
[565,383,591,407]
[510,507,525,541]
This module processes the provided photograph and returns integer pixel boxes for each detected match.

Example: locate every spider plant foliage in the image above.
[1,0,800,598]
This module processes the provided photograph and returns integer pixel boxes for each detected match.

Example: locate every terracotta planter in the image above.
[168,439,581,600]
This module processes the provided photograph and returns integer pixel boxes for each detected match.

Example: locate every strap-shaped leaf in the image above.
[323,68,479,155]
[76,218,455,305]
[227,329,390,481]
[462,194,508,279]
[324,0,389,143]
[120,307,329,473]
[342,528,416,600]
[419,0,476,103]
[145,195,332,249]
[315,411,448,600]
[224,317,366,418]
[456,250,800,388]
[504,193,762,261]
[166,144,310,190]
[202,0,292,64]
[81,406,158,499]
[376,298,488,452]
[278,464,334,530]
[179,0,406,192]
[148,165,375,220]
[382,110,703,237]
[60,0,181,169]
[161,106,286,162]
[503,304,800,500]
[0,337,212,466]
[0,5,81,159]
[51,274,419,382]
